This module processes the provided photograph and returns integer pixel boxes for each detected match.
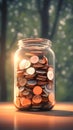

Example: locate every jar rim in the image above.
[18,38,52,48]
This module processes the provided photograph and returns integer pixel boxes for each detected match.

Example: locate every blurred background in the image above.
[0,0,73,102]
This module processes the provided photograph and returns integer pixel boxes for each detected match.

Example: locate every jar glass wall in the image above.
[14,38,55,111]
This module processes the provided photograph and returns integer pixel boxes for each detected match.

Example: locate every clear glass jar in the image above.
[14,38,55,111]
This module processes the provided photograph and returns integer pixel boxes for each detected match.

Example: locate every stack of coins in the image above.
[15,51,55,110]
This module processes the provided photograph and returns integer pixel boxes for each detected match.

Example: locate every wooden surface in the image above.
[0,102,73,130]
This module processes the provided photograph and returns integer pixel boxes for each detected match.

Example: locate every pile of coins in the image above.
[15,51,55,110]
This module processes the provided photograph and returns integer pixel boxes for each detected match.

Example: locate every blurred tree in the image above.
[36,0,63,39]
[0,0,7,101]
[0,0,14,101]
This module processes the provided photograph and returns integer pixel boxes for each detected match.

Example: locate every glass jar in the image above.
[14,38,55,111]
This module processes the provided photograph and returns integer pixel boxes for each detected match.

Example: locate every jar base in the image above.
[15,103,55,111]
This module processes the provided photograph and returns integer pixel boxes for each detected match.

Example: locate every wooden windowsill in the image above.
[0,102,73,130]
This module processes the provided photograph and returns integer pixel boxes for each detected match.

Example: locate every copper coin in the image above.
[36,77,46,81]
[33,63,44,68]
[20,97,31,107]
[30,55,39,64]
[37,75,47,79]
[42,64,49,70]
[26,67,35,75]
[37,81,48,86]
[42,96,48,103]
[18,77,27,87]
[36,75,47,81]
[25,93,33,99]
[22,90,30,96]
[17,82,20,87]
[17,70,24,77]
[25,73,36,79]
[33,86,42,95]
[18,92,23,97]
[23,71,28,76]
[32,95,42,104]
[19,59,31,69]
[48,93,54,103]
[39,56,47,64]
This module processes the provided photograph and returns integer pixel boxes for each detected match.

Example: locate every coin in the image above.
[42,96,48,103]
[36,69,46,75]
[22,90,30,96]
[33,86,42,95]
[22,88,32,96]
[26,67,35,75]
[19,59,31,69]
[45,84,52,93]
[26,93,33,99]
[18,77,27,87]
[36,75,47,81]
[33,63,44,68]
[42,89,48,96]
[37,81,48,86]
[48,93,54,103]
[32,95,42,104]
[17,70,24,77]
[30,55,39,64]
[25,73,36,79]
[19,86,25,92]
[42,64,49,70]
[20,97,31,107]
[47,70,54,80]
[27,79,37,88]
[39,56,47,64]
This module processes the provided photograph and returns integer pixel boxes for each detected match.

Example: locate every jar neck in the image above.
[18,38,52,50]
